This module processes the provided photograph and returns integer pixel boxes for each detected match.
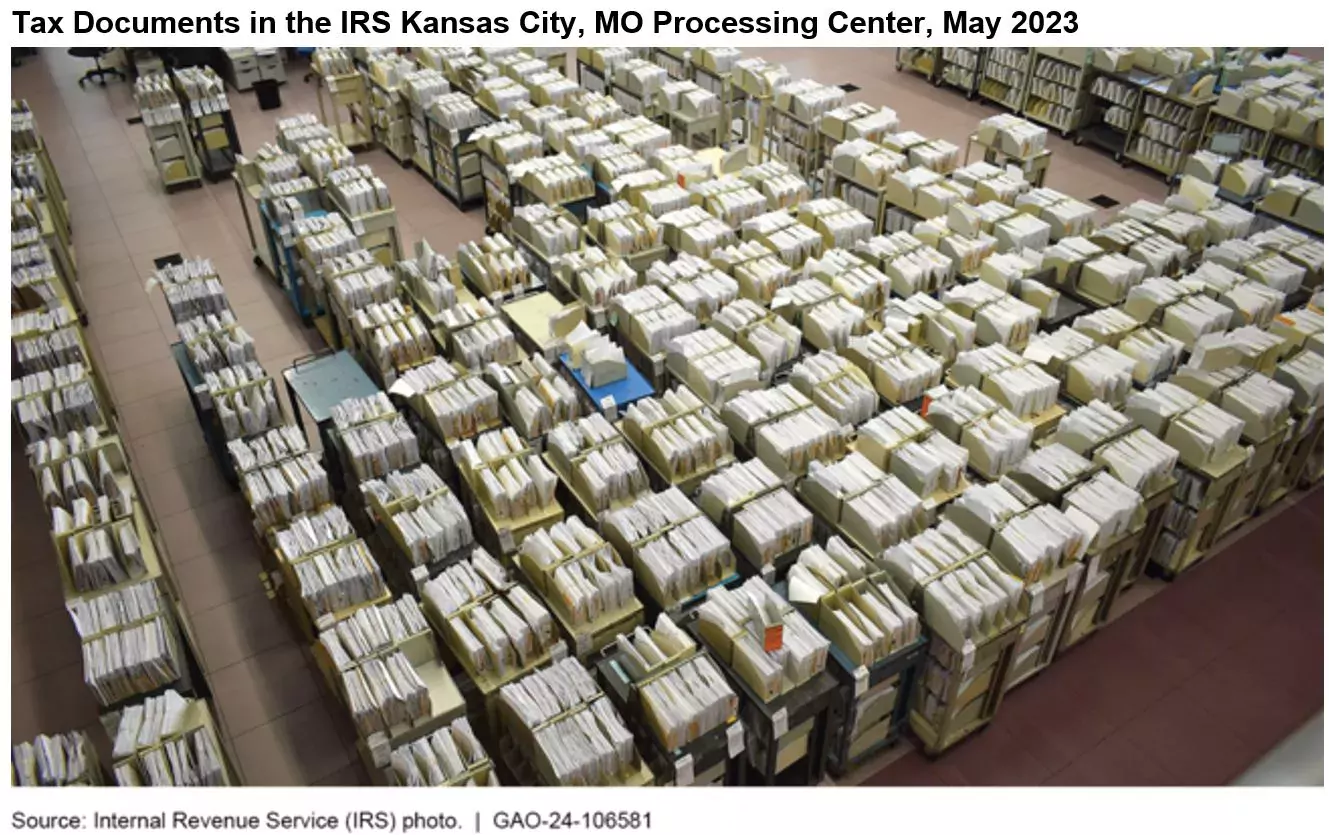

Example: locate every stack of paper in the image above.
[602,488,735,606]
[498,658,639,785]
[664,328,763,407]
[804,453,927,551]
[453,428,559,521]
[926,387,1033,479]
[843,331,944,405]
[388,718,493,787]
[646,253,739,321]
[696,577,830,700]
[80,597,181,706]
[331,394,422,482]
[788,351,877,427]
[318,596,430,672]
[240,453,332,531]
[722,385,849,478]
[697,460,814,567]
[519,518,634,627]
[621,387,732,482]
[547,413,652,513]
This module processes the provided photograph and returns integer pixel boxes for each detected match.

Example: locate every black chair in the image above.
[68,48,125,86]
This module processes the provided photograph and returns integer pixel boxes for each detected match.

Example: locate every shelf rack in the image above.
[313,68,374,151]
[894,48,939,84]
[937,47,983,99]
[979,48,1032,113]
[1125,85,1216,179]
[1023,49,1092,136]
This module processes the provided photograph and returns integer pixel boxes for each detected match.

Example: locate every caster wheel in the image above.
[1073,136,1083,147]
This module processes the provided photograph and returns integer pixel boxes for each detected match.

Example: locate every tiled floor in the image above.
[9,48,1323,787]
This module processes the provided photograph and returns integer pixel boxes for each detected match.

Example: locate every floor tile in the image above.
[230,701,352,786]
[1045,735,1176,786]
[210,643,322,738]
[1122,688,1264,786]
[172,542,268,616]
[189,589,296,675]
[157,494,254,566]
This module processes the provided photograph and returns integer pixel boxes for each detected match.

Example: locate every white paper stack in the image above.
[843,331,944,405]
[788,351,878,426]
[911,551,1023,651]
[697,460,814,567]
[519,517,634,627]
[602,488,735,607]
[646,253,739,322]
[621,387,732,482]
[696,577,830,700]
[484,356,579,440]
[1275,350,1325,413]
[723,385,849,479]
[240,453,332,531]
[388,717,494,787]
[710,241,795,304]
[498,658,638,785]
[855,232,955,296]
[79,593,181,706]
[424,549,558,676]
[1127,382,1246,467]
[1221,373,1295,440]
[453,428,559,521]
[665,328,763,407]
[547,413,652,513]
[926,387,1034,479]
[804,453,927,551]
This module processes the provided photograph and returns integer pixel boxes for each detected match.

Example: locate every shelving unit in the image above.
[1078,67,1154,162]
[979,48,1032,113]
[937,47,983,98]
[894,48,938,84]
[314,68,374,151]
[1023,49,1091,136]
[1126,86,1216,179]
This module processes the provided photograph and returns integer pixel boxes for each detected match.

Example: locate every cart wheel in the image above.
[252,254,262,266]
[1073,135,1083,146]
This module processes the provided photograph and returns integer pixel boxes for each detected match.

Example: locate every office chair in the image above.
[68,48,125,86]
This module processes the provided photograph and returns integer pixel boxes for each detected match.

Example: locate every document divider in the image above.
[313,622,466,772]
[514,541,645,662]
[452,445,565,558]
[617,408,737,495]
[904,556,1028,756]
[595,643,739,786]
[601,507,739,616]
[682,610,840,786]
[103,697,236,786]
[1148,446,1251,579]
